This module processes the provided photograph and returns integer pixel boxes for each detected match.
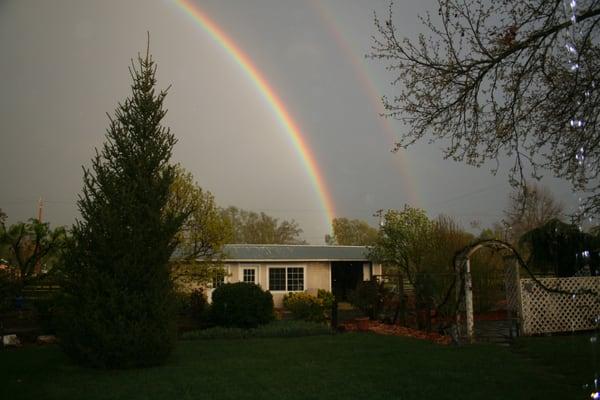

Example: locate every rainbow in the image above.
[309,0,421,208]
[174,0,336,230]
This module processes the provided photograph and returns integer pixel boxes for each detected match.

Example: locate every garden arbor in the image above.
[454,239,521,343]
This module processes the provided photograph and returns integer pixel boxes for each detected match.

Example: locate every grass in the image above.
[181,320,333,340]
[513,331,599,390]
[0,332,592,399]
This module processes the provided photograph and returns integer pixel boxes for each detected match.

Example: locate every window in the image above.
[287,267,304,291]
[212,272,225,289]
[243,268,256,284]
[269,268,286,291]
[268,267,304,291]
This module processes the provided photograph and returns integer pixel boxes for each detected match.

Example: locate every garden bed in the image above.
[340,319,452,345]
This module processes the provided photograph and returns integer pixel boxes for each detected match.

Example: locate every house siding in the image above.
[206,261,383,308]
[222,261,330,308]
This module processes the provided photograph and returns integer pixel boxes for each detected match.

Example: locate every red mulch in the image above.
[475,310,509,321]
[341,320,453,345]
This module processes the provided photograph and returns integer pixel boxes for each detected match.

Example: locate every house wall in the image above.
[205,261,382,308]
[219,261,330,308]
[372,263,382,277]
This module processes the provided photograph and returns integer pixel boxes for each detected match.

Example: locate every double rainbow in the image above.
[175,0,336,230]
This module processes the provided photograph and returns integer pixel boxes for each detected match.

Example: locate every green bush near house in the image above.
[348,280,387,320]
[283,290,334,322]
[210,282,274,328]
[189,288,210,323]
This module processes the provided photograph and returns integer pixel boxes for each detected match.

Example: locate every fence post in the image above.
[455,259,462,338]
[514,259,525,336]
[465,258,475,343]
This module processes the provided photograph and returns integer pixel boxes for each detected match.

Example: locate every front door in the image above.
[331,262,366,301]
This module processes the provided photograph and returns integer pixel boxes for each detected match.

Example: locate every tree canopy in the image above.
[325,217,379,245]
[520,218,600,276]
[370,0,600,216]
[168,165,231,288]
[220,206,305,244]
[503,182,565,242]
[0,218,66,288]
[169,165,231,261]
[0,208,6,225]
[369,206,435,288]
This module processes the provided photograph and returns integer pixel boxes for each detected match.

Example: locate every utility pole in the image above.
[37,197,44,222]
[374,209,384,227]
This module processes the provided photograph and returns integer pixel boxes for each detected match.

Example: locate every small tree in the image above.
[0,219,66,289]
[58,40,188,368]
[369,206,436,328]
[503,183,564,243]
[168,165,232,290]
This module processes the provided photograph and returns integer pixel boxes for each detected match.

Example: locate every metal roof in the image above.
[222,244,370,262]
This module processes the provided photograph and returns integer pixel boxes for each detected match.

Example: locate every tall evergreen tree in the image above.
[59,41,188,368]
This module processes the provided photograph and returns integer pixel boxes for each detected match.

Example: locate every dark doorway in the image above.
[331,262,367,301]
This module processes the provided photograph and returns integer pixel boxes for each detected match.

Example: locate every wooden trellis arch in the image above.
[453,239,521,343]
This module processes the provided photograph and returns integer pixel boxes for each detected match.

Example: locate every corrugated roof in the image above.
[222,244,370,261]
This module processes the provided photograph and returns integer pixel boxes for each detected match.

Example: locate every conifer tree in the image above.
[59,40,188,368]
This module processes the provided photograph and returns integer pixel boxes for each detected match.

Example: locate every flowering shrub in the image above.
[283,290,333,322]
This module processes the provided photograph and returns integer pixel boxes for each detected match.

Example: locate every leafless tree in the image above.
[370,0,600,217]
[503,182,565,241]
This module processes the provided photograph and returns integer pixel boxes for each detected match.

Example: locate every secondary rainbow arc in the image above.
[174,0,336,231]
[309,0,421,208]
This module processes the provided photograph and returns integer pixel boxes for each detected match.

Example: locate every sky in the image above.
[0,0,578,243]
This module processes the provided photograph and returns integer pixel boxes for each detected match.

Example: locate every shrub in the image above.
[0,268,18,313]
[181,320,333,340]
[283,292,323,322]
[33,294,59,334]
[349,280,386,320]
[317,289,335,309]
[190,288,210,322]
[283,290,334,322]
[174,291,191,315]
[211,283,274,328]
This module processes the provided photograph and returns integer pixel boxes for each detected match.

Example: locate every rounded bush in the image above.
[211,283,274,329]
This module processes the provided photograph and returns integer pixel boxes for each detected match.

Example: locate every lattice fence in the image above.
[504,263,521,321]
[519,276,600,335]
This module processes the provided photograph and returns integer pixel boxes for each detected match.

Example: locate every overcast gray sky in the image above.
[0,0,577,243]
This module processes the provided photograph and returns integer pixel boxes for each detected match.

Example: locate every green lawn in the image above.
[513,333,599,392]
[0,333,593,399]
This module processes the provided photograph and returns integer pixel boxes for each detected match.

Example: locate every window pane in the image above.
[269,268,286,291]
[212,273,225,288]
[287,267,304,291]
[243,269,256,283]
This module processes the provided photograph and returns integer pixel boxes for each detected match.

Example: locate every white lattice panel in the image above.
[504,263,521,319]
[520,276,600,335]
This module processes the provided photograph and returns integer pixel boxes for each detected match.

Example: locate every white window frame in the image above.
[267,265,306,292]
[239,265,258,284]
